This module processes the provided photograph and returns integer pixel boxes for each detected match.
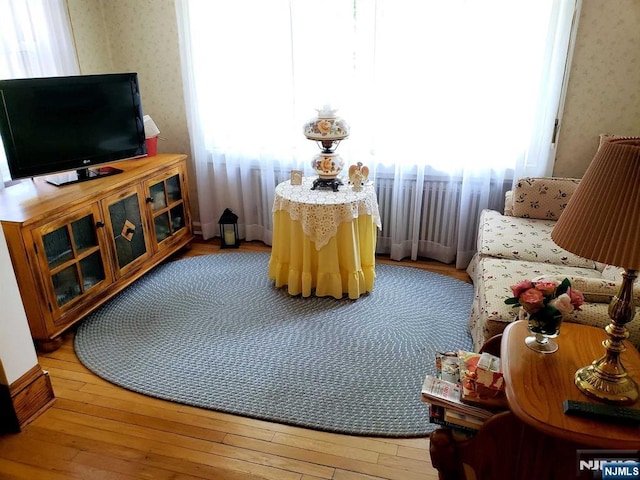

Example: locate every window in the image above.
[177,0,579,267]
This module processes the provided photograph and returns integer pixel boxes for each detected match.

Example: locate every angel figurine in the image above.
[348,162,369,192]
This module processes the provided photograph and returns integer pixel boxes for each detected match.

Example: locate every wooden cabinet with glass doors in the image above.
[0,154,193,351]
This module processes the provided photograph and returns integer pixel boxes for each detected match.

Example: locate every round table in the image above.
[268,177,381,299]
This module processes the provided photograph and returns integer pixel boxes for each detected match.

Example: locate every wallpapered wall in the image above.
[554,0,640,177]
[66,0,197,208]
[66,0,640,191]
[68,0,190,157]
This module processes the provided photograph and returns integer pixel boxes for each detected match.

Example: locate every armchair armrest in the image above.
[504,191,514,216]
[532,274,640,304]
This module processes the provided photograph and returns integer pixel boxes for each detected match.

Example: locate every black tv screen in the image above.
[0,73,147,185]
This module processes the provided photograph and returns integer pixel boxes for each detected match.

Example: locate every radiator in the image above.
[374,176,489,262]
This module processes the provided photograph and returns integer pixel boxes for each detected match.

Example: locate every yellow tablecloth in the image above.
[268,178,381,299]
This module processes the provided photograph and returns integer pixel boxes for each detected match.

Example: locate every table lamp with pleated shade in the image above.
[552,137,640,405]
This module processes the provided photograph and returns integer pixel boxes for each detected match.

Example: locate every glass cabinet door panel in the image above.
[72,215,99,253]
[108,193,148,269]
[43,227,74,269]
[170,204,185,232]
[109,200,126,230]
[149,183,167,211]
[154,213,171,243]
[52,265,81,307]
[166,174,182,203]
[36,204,111,316]
[145,166,191,252]
[80,252,106,290]
[114,233,148,269]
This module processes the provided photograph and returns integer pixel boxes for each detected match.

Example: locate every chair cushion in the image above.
[511,177,580,220]
[477,209,598,269]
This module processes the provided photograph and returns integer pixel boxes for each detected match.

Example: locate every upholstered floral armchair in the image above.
[466,177,640,351]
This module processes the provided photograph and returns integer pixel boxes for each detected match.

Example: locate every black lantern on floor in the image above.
[218,208,240,248]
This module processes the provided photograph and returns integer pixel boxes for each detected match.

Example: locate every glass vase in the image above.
[519,307,562,354]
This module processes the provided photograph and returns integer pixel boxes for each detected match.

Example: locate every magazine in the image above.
[421,375,494,420]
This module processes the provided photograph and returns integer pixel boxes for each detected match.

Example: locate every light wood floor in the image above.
[0,238,470,480]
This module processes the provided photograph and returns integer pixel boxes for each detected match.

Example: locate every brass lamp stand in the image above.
[575,269,638,405]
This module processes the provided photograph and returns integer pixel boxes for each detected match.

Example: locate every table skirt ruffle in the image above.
[268,211,377,299]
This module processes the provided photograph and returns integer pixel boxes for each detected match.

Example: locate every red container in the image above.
[146,136,158,156]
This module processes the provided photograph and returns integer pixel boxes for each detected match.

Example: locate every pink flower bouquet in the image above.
[505,278,585,336]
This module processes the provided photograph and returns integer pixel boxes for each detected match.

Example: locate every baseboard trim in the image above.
[0,365,55,433]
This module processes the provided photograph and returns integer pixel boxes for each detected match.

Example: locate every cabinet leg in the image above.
[429,428,466,480]
[36,337,63,353]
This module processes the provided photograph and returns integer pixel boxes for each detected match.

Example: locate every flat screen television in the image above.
[0,73,147,186]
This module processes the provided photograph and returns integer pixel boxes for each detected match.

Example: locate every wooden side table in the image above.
[428,321,640,480]
[502,320,640,449]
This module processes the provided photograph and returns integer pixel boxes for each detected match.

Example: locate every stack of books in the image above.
[421,375,495,436]
[422,350,508,436]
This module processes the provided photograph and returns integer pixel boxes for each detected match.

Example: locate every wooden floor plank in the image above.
[332,471,388,480]
[53,397,228,443]
[271,432,381,463]
[52,384,278,442]
[31,415,301,480]
[223,433,426,480]
[19,426,273,480]
[0,454,139,480]
[0,239,462,480]
[376,452,433,473]
[41,364,114,388]
[396,444,432,462]
[71,451,220,480]
[0,458,84,480]
[0,431,79,465]
[39,355,94,374]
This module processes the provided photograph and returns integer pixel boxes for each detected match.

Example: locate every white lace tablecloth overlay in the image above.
[273,177,382,250]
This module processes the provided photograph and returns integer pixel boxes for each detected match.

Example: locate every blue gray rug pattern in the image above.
[74,252,473,437]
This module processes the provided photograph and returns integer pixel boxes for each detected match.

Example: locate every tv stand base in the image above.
[45,166,123,186]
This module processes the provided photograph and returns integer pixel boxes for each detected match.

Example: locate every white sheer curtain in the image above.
[176,0,578,268]
[0,0,79,187]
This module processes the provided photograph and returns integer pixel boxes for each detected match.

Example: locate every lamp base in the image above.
[574,268,639,405]
[575,360,639,405]
[311,177,343,192]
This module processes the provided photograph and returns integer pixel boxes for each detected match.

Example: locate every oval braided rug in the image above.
[74,252,473,437]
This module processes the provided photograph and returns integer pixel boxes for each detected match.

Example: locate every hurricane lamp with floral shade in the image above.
[551,137,640,405]
[506,277,584,353]
[303,105,350,192]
